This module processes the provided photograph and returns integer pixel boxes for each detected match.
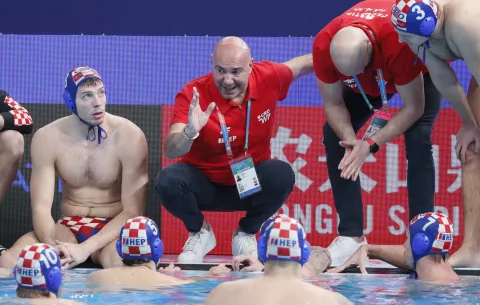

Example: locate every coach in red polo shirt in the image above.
[155,36,314,263]
[313,1,443,268]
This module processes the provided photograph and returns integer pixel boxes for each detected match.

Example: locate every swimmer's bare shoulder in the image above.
[304,282,353,305]
[443,0,480,59]
[85,268,110,282]
[30,117,69,152]
[204,280,240,305]
[106,113,147,150]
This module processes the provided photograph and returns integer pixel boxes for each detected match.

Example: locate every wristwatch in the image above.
[365,138,379,154]
[183,125,199,140]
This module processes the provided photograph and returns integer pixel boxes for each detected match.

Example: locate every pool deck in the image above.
[155,254,480,276]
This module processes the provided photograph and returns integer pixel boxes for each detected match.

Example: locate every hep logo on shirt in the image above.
[218,126,237,144]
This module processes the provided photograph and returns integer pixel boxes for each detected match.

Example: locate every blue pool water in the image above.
[0,269,479,304]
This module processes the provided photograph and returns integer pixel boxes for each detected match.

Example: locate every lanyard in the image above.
[352,70,390,113]
[216,99,252,159]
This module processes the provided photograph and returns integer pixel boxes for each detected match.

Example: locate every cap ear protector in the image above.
[63,90,77,114]
[411,232,431,256]
[419,15,436,36]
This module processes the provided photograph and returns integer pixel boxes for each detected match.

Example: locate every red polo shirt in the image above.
[170,61,294,185]
[313,0,428,96]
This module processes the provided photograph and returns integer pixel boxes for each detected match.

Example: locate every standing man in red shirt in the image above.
[312,0,448,267]
[155,36,314,263]
[0,90,33,255]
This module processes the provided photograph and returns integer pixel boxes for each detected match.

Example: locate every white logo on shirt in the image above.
[344,78,357,89]
[258,109,271,124]
[345,8,389,20]
[218,126,237,144]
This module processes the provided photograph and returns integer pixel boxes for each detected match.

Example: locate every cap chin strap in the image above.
[77,115,107,144]
[414,40,430,65]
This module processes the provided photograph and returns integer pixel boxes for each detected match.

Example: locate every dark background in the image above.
[1,0,359,37]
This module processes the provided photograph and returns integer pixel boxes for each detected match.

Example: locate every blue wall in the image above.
[3,0,360,37]
[0,35,470,108]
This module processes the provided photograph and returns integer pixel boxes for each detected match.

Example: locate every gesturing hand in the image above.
[187,87,216,134]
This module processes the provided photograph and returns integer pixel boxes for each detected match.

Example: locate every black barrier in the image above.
[0,103,163,248]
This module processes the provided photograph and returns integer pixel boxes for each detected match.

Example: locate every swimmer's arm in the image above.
[423,50,477,127]
[164,123,195,159]
[30,128,57,245]
[204,282,233,305]
[457,30,480,103]
[369,73,425,147]
[83,126,148,253]
[283,53,314,81]
[367,244,412,270]
[302,247,331,277]
[318,78,356,141]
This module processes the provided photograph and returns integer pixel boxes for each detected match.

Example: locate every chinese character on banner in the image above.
[271,126,313,192]
[317,155,378,193]
[447,135,461,193]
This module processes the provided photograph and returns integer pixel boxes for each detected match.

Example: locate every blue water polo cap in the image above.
[409,212,453,268]
[116,216,164,265]
[258,214,311,265]
[14,243,62,296]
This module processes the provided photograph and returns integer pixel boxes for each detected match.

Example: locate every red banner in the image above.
[160,106,464,255]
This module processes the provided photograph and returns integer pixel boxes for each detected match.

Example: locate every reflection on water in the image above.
[1,269,479,304]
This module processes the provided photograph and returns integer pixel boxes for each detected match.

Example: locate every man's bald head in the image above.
[330,27,372,76]
[212,36,253,102]
[212,36,252,67]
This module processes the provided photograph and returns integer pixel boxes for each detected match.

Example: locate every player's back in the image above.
[86,266,192,288]
[206,277,352,305]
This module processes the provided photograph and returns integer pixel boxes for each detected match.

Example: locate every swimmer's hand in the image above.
[158,263,182,273]
[55,244,73,269]
[326,244,369,274]
[0,268,12,277]
[187,87,216,134]
[455,123,480,163]
[55,240,90,269]
[232,254,264,272]
[209,263,232,275]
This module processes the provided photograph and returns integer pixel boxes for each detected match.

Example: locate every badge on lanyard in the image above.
[217,100,262,199]
[353,69,391,140]
[362,110,392,140]
[230,154,262,199]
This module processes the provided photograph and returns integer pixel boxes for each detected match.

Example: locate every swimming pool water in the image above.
[0,269,479,304]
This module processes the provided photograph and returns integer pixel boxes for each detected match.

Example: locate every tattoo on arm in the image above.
[308,247,332,274]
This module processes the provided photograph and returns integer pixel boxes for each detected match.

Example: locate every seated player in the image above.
[0,66,148,272]
[0,90,33,253]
